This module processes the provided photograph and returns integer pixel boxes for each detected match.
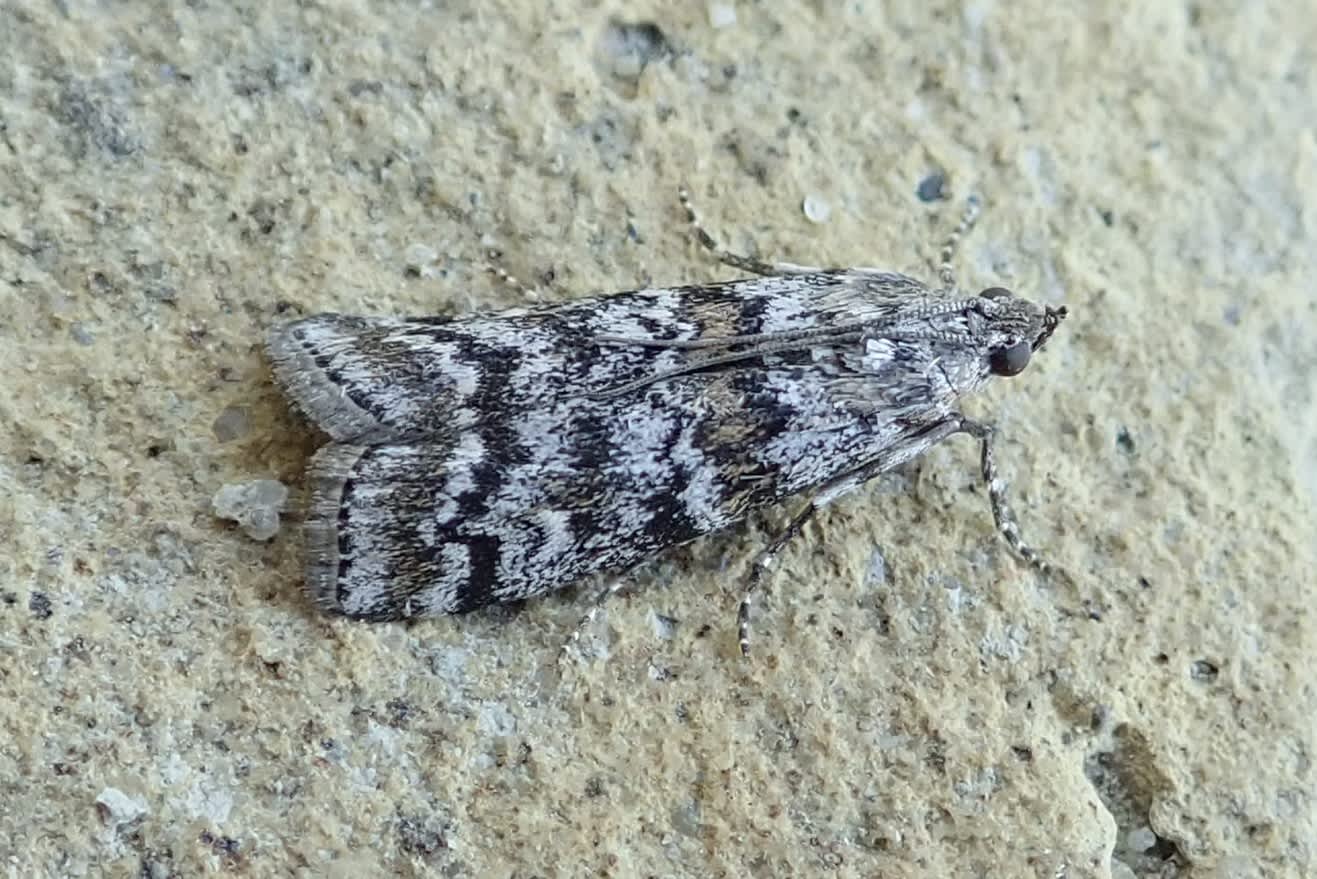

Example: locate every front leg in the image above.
[956,417,1053,574]
[737,418,965,655]
[737,503,820,656]
[737,415,1056,655]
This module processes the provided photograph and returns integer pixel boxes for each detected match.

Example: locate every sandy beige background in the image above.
[2,1,1314,877]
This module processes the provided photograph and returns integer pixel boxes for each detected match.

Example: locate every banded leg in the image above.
[736,418,967,656]
[679,185,823,277]
[735,415,1056,656]
[559,577,635,666]
[737,503,820,656]
[935,194,982,296]
[957,417,1051,573]
[484,250,544,301]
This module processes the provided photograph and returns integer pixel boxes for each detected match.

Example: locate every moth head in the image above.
[974,286,1067,379]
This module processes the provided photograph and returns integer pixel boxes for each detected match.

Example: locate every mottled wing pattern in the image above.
[266,268,1058,620]
[265,270,926,443]
[298,350,942,620]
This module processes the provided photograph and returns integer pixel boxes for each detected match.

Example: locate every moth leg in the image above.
[558,577,636,666]
[737,416,1058,656]
[738,503,820,656]
[737,418,967,655]
[934,194,982,295]
[679,185,823,276]
[956,417,1053,574]
[484,250,545,301]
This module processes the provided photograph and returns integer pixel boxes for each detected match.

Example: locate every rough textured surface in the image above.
[1,1,1313,876]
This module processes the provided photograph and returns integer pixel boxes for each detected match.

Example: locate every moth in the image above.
[265,188,1067,653]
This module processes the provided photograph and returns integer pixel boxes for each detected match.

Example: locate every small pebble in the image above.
[650,611,678,641]
[917,172,947,202]
[95,787,147,827]
[802,194,831,224]
[212,479,289,541]
[866,548,887,586]
[403,243,440,276]
[708,2,737,28]
[211,406,251,443]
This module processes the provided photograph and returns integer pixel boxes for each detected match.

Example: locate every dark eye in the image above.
[980,286,1013,300]
[989,341,1032,376]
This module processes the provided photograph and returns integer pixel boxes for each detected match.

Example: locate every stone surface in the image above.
[2,1,1313,876]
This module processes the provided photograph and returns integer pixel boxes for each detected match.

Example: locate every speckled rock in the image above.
[2,2,1313,876]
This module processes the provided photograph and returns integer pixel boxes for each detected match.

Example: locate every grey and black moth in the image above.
[265,190,1067,654]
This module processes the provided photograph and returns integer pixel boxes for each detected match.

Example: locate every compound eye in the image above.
[989,341,1032,376]
[980,286,1013,300]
